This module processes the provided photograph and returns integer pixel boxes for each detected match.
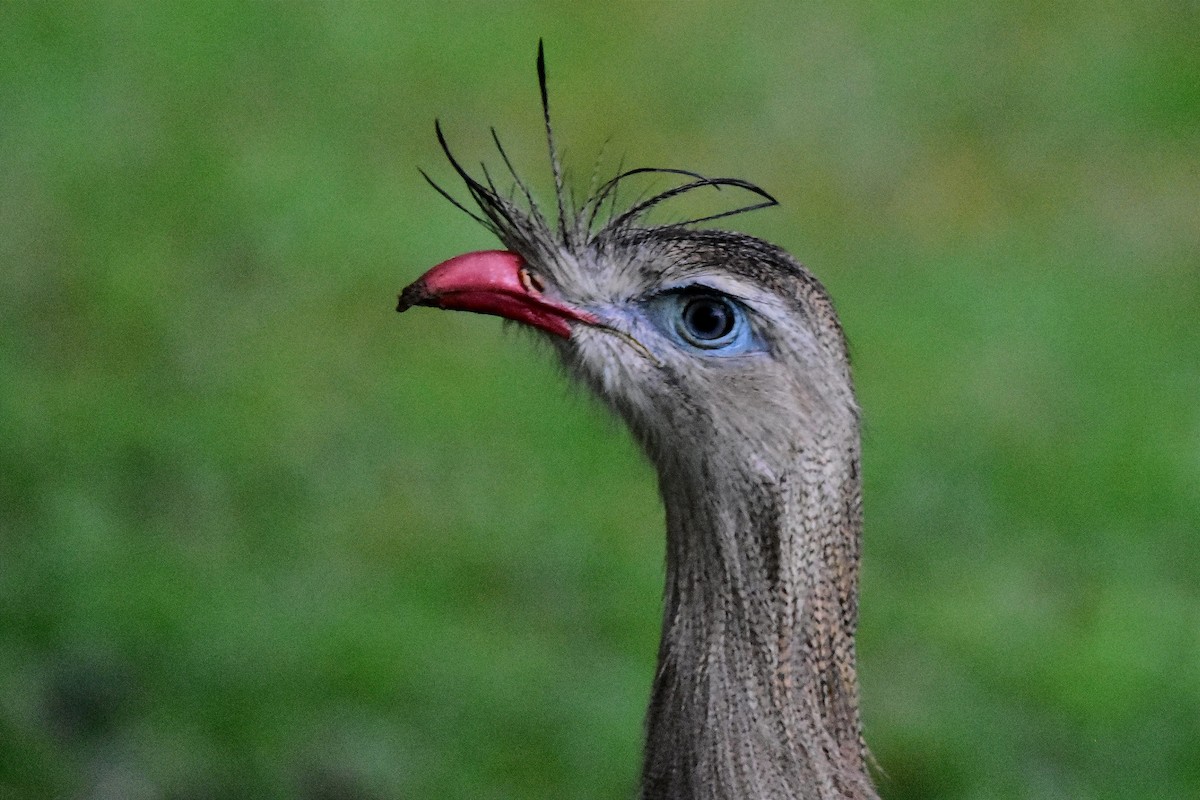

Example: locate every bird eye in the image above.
[678,296,737,346]
[642,288,761,356]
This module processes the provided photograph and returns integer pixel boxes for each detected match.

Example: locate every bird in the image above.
[397,44,878,800]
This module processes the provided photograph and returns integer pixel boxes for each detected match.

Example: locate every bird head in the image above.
[398,45,858,489]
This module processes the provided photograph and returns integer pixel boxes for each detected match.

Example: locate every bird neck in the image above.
[640,433,876,800]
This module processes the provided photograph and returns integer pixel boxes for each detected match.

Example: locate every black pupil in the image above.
[683,297,734,340]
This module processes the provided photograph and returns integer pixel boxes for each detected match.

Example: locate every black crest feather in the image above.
[423,41,779,258]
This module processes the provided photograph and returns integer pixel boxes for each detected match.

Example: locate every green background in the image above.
[3,3,1197,798]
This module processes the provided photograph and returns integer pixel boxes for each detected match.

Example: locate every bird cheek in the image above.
[563,328,647,405]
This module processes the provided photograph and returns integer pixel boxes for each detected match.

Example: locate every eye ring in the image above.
[676,295,739,348]
[642,288,761,356]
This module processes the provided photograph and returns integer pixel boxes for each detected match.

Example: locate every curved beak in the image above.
[396,250,598,339]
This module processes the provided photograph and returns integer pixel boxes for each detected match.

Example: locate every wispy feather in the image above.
[421,40,779,262]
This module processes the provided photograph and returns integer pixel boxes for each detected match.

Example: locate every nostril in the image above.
[519,267,546,294]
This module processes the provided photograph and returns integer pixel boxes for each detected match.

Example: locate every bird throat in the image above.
[640,439,877,800]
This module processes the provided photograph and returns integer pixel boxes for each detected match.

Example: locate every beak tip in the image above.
[396,281,431,313]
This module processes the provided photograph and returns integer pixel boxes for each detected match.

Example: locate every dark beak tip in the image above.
[396,281,432,313]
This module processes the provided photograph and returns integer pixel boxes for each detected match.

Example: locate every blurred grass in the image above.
[2,2,1197,798]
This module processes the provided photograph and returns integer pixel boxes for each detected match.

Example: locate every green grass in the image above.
[2,2,1197,798]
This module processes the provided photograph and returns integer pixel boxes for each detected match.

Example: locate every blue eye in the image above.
[644,290,761,355]
[678,295,738,346]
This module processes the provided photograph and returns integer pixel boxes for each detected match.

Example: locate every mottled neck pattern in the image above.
[641,434,876,800]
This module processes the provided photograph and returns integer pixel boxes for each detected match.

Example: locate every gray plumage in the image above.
[401,44,878,800]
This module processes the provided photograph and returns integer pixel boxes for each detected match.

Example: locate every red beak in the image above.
[397,250,598,339]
